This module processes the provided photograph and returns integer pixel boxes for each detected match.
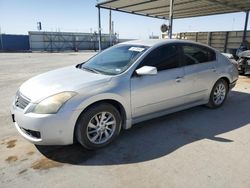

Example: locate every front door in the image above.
[130,44,186,118]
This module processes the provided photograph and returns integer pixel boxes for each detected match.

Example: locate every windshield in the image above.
[81,44,148,75]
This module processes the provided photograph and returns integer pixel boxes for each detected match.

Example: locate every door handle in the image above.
[176,76,183,83]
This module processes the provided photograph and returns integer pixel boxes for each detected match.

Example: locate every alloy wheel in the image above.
[213,83,226,105]
[86,112,116,144]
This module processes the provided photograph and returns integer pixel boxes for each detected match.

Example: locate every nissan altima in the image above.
[11,39,238,149]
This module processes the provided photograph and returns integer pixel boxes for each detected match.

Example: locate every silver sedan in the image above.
[11,39,238,149]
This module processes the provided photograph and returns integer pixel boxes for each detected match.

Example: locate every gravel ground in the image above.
[0,52,250,188]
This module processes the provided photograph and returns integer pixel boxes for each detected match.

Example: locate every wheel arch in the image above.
[218,76,230,89]
[73,98,129,143]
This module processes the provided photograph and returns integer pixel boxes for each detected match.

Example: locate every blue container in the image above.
[0,34,30,51]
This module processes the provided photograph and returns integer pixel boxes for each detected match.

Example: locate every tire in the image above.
[239,66,245,75]
[207,79,229,109]
[75,103,122,150]
[242,67,246,75]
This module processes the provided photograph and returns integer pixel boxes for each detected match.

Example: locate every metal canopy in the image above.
[96,0,250,50]
[97,0,250,19]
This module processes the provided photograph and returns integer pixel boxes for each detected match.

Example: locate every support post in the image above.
[207,32,212,46]
[0,26,3,51]
[195,32,198,42]
[98,6,102,51]
[168,0,174,39]
[243,11,249,42]
[224,32,229,53]
[109,9,112,47]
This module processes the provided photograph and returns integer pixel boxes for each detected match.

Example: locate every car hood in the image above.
[19,66,112,102]
[238,50,250,58]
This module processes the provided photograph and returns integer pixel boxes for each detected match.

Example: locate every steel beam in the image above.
[116,0,159,9]
[243,11,249,42]
[0,27,3,51]
[98,6,102,51]
[109,9,112,47]
[97,0,119,6]
[98,6,166,20]
[224,32,229,53]
[168,0,174,39]
[207,32,211,46]
[204,0,243,11]
[132,0,199,13]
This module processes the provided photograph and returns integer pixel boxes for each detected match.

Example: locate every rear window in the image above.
[182,45,216,65]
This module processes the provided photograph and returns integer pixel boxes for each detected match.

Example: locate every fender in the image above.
[74,93,132,129]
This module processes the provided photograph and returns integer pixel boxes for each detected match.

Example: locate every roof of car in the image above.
[120,39,193,47]
[120,39,218,52]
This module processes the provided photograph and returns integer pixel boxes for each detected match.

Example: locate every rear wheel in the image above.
[75,103,122,149]
[207,79,229,108]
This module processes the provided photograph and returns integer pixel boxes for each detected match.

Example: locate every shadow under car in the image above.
[36,90,250,166]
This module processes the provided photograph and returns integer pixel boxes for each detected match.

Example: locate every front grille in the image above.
[15,92,31,109]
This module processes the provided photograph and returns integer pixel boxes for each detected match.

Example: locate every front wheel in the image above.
[75,103,122,149]
[207,79,229,108]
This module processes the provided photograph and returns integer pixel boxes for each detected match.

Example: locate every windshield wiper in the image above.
[76,64,81,68]
[81,67,101,74]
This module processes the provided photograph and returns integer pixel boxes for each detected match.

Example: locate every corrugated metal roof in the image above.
[97,0,250,19]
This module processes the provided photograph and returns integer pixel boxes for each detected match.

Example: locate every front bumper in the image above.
[11,103,80,145]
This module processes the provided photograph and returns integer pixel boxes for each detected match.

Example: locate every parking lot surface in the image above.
[0,52,250,188]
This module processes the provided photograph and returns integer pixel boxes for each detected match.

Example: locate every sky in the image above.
[0,0,249,39]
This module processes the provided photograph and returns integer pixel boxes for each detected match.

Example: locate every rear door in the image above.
[180,44,218,103]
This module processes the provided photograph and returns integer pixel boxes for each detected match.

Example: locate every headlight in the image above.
[33,91,77,114]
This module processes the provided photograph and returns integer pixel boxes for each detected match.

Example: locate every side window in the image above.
[140,45,179,71]
[183,45,216,66]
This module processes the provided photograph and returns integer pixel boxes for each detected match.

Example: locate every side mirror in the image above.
[136,66,157,76]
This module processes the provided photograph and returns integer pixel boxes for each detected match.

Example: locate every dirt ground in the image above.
[0,52,250,188]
